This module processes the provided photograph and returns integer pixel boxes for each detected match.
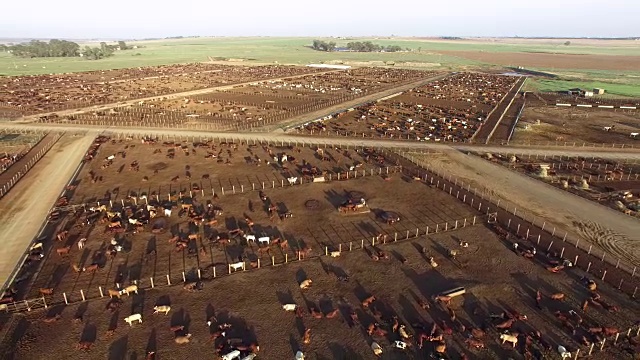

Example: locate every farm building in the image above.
[566,88,594,97]
[594,88,605,95]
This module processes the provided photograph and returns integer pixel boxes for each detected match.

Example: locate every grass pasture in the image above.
[1,37,639,97]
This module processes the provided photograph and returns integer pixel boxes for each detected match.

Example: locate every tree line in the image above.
[310,40,407,52]
[0,40,133,60]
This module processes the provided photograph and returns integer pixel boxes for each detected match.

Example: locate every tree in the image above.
[564,41,571,46]
[118,41,128,50]
[310,40,335,52]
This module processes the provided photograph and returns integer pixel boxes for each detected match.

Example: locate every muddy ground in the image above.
[5,225,640,360]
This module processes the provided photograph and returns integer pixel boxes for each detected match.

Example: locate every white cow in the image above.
[164,208,172,217]
[124,313,142,326]
[221,350,241,360]
[153,305,171,315]
[258,237,270,246]
[120,285,138,295]
[631,132,639,138]
[240,354,257,360]
[299,279,312,289]
[330,251,341,258]
[229,262,245,271]
[243,234,256,242]
[30,242,43,252]
[77,238,87,250]
[287,177,298,185]
[282,304,298,311]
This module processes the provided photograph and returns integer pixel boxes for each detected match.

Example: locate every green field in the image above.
[1,37,638,97]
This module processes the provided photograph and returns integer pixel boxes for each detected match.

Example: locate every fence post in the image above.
[197,269,201,279]
[349,242,352,251]
[472,216,476,225]
[271,256,275,266]
[63,292,68,305]
[150,277,154,288]
[547,241,553,251]
[325,246,328,256]
[166,274,171,285]
[587,262,592,272]
[601,270,607,281]
[80,290,86,301]
[406,230,410,239]
[99,286,104,297]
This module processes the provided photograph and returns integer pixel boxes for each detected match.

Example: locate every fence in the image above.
[399,153,640,298]
[507,98,526,142]
[0,133,62,199]
[56,165,404,211]
[6,210,481,313]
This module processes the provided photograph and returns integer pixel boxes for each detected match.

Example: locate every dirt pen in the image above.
[36,68,434,131]
[0,132,62,200]
[3,199,640,359]
[401,152,640,296]
[0,145,639,359]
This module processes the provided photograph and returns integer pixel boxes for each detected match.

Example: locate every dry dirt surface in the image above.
[514,106,640,144]
[25,137,477,302]
[5,225,640,360]
[0,133,95,289]
[436,50,640,71]
[412,150,640,267]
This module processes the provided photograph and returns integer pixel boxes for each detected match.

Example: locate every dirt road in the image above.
[414,150,640,266]
[0,134,96,290]
[1,123,639,159]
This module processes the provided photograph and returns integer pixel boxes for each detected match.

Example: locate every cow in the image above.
[153,305,171,315]
[500,333,518,347]
[175,334,192,344]
[124,313,142,326]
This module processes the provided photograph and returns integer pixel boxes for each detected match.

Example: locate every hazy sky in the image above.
[1,0,637,39]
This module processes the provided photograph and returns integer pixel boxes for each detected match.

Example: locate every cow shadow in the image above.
[130,289,145,315]
[170,308,190,331]
[46,304,65,318]
[295,268,307,284]
[108,335,128,360]
[108,310,119,331]
[276,289,295,305]
[329,343,365,360]
[145,328,157,354]
[74,302,89,321]
[80,323,97,342]
[155,295,171,307]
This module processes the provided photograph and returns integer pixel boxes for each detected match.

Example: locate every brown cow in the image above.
[39,288,54,295]
[465,338,485,349]
[57,246,71,256]
[550,293,565,301]
[362,295,376,308]
[303,328,311,344]
[325,309,339,319]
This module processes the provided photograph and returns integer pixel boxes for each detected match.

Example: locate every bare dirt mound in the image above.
[148,162,168,171]
[574,220,638,266]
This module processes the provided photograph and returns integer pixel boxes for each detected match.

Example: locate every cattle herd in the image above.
[296,72,520,142]
[0,62,638,359]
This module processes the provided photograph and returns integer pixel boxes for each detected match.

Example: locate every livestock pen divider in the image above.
[398,151,640,299]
